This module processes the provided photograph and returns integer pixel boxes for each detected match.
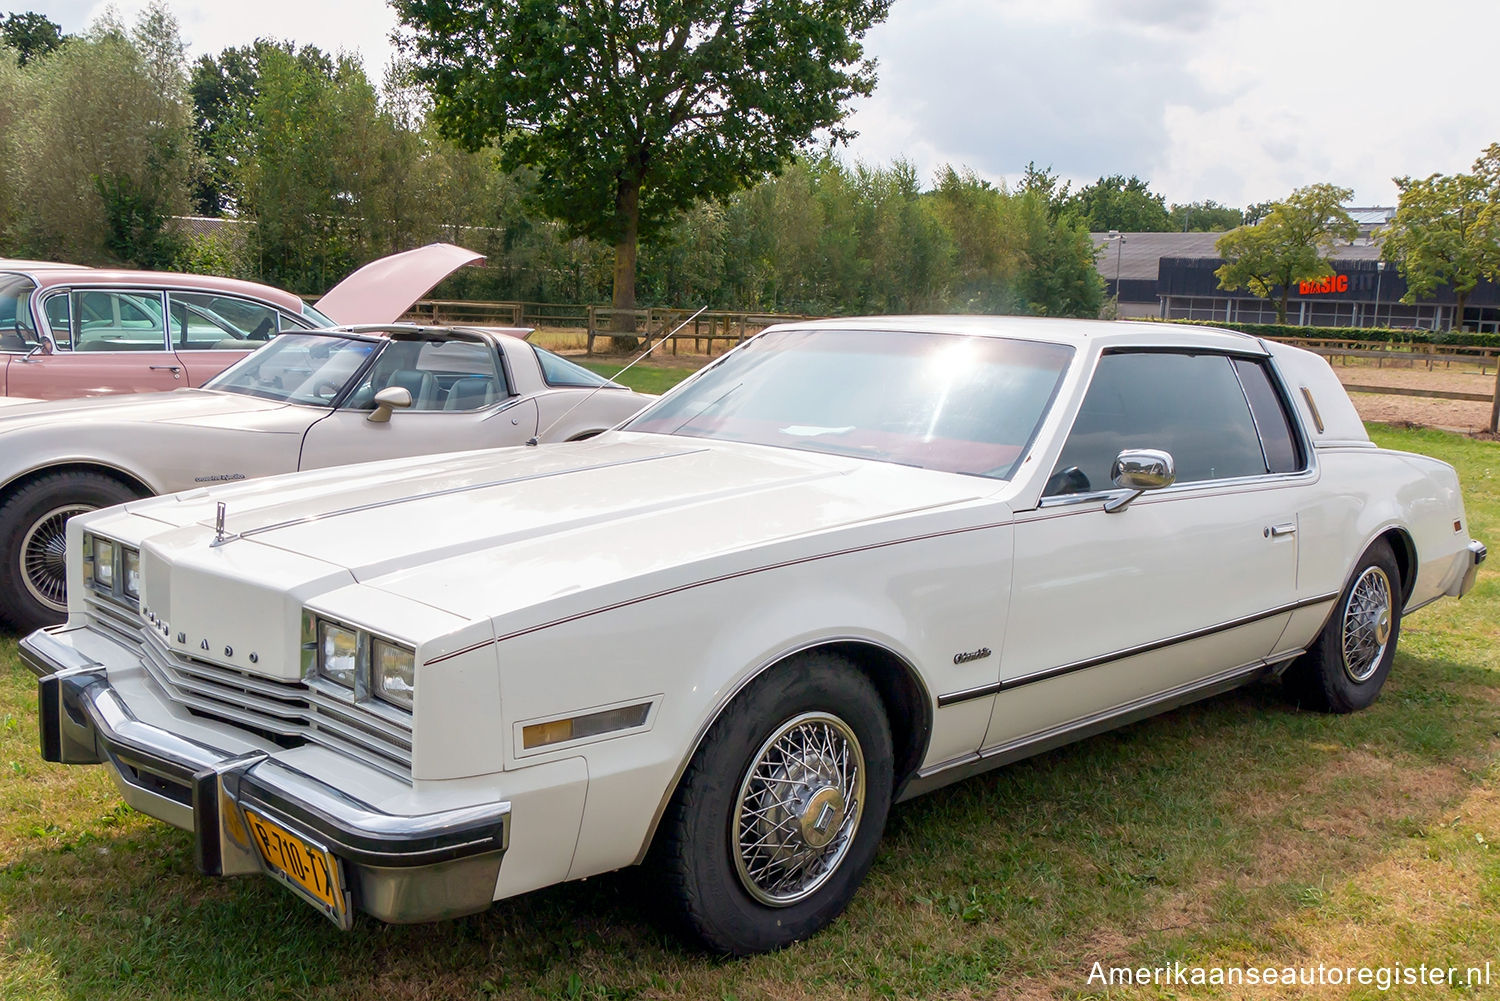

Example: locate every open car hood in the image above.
[313,243,484,324]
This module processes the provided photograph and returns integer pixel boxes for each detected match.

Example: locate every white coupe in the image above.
[22,316,1484,954]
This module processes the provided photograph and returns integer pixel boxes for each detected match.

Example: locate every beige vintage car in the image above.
[0,325,653,632]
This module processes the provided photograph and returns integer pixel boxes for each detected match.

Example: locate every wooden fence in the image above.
[583,307,813,355]
[391,310,1500,423]
[1270,336,1500,425]
[400,299,813,355]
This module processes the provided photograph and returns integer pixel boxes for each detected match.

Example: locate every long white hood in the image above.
[124,433,997,623]
[0,389,290,436]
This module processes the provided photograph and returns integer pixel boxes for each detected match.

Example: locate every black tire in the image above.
[1283,541,1402,714]
[0,471,142,634]
[653,652,894,954]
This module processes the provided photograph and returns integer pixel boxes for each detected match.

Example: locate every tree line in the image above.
[10,4,1484,332]
[0,4,1155,320]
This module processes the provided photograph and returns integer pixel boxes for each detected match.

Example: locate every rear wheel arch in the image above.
[1376,526,1416,605]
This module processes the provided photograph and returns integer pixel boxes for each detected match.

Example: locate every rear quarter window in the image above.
[533,346,620,388]
[1232,357,1304,474]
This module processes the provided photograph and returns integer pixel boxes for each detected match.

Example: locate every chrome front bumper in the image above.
[22,628,509,930]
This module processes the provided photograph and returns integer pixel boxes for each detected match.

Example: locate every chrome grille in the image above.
[83,599,412,779]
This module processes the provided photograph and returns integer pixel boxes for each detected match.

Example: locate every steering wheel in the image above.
[1042,466,1092,496]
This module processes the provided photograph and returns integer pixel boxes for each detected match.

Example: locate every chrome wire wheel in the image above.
[18,503,90,612]
[1341,565,1393,684]
[732,712,865,907]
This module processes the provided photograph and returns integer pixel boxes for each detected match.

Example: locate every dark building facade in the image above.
[1092,229,1500,333]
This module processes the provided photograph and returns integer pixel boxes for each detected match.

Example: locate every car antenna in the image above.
[529,306,707,445]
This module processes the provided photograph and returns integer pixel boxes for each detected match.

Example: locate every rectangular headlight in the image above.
[302,611,415,713]
[372,638,415,708]
[91,537,115,590]
[316,619,360,688]
[121,547,141,600]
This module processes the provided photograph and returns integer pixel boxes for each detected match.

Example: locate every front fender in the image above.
[491,512,1013,880]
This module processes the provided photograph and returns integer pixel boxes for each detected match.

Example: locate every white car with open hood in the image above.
[22,316,1485,954]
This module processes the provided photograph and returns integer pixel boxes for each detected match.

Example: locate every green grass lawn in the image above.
[577,361,693,396]
[0,425,1497,1000]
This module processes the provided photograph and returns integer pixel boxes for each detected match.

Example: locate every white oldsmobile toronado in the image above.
[22,316,1485,954]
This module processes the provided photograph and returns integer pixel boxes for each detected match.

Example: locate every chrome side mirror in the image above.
[367,386,413,423]
[20,336,54,361]
[1104,448,1175,513]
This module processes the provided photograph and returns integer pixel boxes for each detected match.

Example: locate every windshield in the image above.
[205,333,379,406]
[625,328,1074,479]
[300,301,336,327]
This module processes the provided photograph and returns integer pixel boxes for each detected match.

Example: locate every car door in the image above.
[6,288,188,398]
[983,349,1314,751]
[167,290,306,386]
[297,335,539,470]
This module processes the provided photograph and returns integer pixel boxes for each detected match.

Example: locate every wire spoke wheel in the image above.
[1341,565,1393,684]
[18,503,91,612]
[733,712,865,907]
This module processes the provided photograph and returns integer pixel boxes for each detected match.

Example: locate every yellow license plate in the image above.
[244,809,345,918]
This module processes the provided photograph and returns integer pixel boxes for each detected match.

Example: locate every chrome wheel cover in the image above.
[19,504,91,612]
[732,712,865,907]
[1341,565,1393,684]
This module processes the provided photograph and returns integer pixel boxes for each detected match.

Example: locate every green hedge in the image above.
[1153,318,1500,350]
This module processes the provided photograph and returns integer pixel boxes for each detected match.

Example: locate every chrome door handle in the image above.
[149,365,182,376]
[1268,523,1297,537]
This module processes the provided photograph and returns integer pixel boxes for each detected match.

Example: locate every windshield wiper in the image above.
[668,381,744,434]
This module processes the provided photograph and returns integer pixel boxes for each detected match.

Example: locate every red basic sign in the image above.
[1297,274,1349,295]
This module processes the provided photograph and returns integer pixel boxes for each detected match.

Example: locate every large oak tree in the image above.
[394,0,890,344]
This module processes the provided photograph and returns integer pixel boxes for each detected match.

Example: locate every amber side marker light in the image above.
[522,703,652,749]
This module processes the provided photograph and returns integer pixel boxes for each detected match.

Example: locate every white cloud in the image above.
[40,0,400,74]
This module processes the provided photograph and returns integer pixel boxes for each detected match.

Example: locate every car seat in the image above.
[383,369,438,410]
[443,376,497,410]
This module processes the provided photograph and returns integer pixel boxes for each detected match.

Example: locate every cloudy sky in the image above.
[30,0,1500,209]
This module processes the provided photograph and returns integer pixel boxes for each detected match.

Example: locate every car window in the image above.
[41,292,69,344]
[168,291,283,349]
[207,333,379,406]
[533,345,621,388]
[1045,351,1270,496]
[299,302,336,328]
[1232,358,1304,474]
[72,289,168,351]
[343,337,507,412]
[0,274,39,351]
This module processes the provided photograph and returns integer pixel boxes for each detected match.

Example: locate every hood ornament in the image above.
[211,502,236,548]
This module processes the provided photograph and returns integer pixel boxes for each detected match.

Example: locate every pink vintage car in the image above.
[0,244,481,400]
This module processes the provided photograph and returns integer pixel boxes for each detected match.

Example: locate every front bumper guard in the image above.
[1457,538,1487,597]
[22,628,509,929]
